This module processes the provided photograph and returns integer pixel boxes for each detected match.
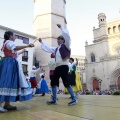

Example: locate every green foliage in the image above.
[112,91,120,95]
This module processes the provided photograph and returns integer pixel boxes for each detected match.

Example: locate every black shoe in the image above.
[41,93,45,96]
[4,105,17,110]
[47,100,57,105]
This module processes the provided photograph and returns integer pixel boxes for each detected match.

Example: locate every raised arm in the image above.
[71,58,78,67]
[57,24,71,50]
[39,38,56,53]
[32,67,41,73]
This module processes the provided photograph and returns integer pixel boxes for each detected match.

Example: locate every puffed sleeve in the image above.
[61,28,71,51]
[6,41,17,52]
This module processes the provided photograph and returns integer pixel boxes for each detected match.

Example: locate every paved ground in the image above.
[0,94,120,120]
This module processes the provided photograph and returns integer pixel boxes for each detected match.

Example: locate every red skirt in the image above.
[30,77,37,88]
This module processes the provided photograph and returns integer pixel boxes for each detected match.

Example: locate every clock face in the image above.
[113,44,120,54]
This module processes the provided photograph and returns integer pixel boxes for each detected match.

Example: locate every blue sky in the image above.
[0,0,120,55]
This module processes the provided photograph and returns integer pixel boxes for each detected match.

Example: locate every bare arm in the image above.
[14,44,34,51]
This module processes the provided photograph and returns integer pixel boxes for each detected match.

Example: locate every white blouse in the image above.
[41,28,71,67]
[68,62,77,71]
[5,40,17,53]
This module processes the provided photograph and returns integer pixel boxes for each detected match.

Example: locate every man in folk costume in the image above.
[30,66,40,96]
[39,24,77,105]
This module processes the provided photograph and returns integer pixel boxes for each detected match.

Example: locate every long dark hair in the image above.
[4,31,14,40]
[1,31,14,51]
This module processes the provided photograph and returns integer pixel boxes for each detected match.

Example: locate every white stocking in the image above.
[33,88,36,95]
[0,102,3,106]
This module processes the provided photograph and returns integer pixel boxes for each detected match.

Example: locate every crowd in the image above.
[48,89,119,95]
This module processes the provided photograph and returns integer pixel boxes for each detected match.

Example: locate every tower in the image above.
[93,13,108,43]
[98,13,107,37]
[33,0,67,81]
[98,13,106,27]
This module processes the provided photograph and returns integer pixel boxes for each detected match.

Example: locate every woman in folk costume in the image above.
[36,69,49,96]
[0,31,34,113]
[29,66,40,96]
[64,58,82,98]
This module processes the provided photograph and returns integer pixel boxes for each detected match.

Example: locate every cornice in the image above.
[100,54,120,61]
[33,13,66,23]
[0,25,36,39]
[108,34,120,39]
[93,36,108,43]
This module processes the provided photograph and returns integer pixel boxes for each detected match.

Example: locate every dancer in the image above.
[36,69,49,96]
[48,53,59,100]
[29,66,40,96]
[39,24,76,105]
[65,58,83,98]
[0,31,34,112]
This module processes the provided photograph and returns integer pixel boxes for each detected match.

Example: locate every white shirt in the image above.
[68,62,77,71]
[41,28,71,67]
[3,40,18,58]
[30,68,41,77]
[48,58,56,70]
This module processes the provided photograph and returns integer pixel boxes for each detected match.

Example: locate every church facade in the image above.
[85,13,120,90]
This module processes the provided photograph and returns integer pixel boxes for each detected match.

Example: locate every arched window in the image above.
[118,25,120,32]
[91,53,96,62]
[108,27,111,34]
[113,26,116,33]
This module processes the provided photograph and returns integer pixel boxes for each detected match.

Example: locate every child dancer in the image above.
[65,58,82,98]
[29,66,40,96]
[36,69,49,96]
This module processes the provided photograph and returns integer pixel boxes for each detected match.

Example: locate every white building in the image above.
[0,25,36,77]
[85,13,120,90]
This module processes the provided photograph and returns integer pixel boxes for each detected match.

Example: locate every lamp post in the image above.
[98,79,102,90]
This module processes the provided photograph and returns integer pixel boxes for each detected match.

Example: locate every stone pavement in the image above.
[0,94,120,120]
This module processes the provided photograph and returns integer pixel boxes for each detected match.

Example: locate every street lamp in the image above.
[98,79,102,90]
